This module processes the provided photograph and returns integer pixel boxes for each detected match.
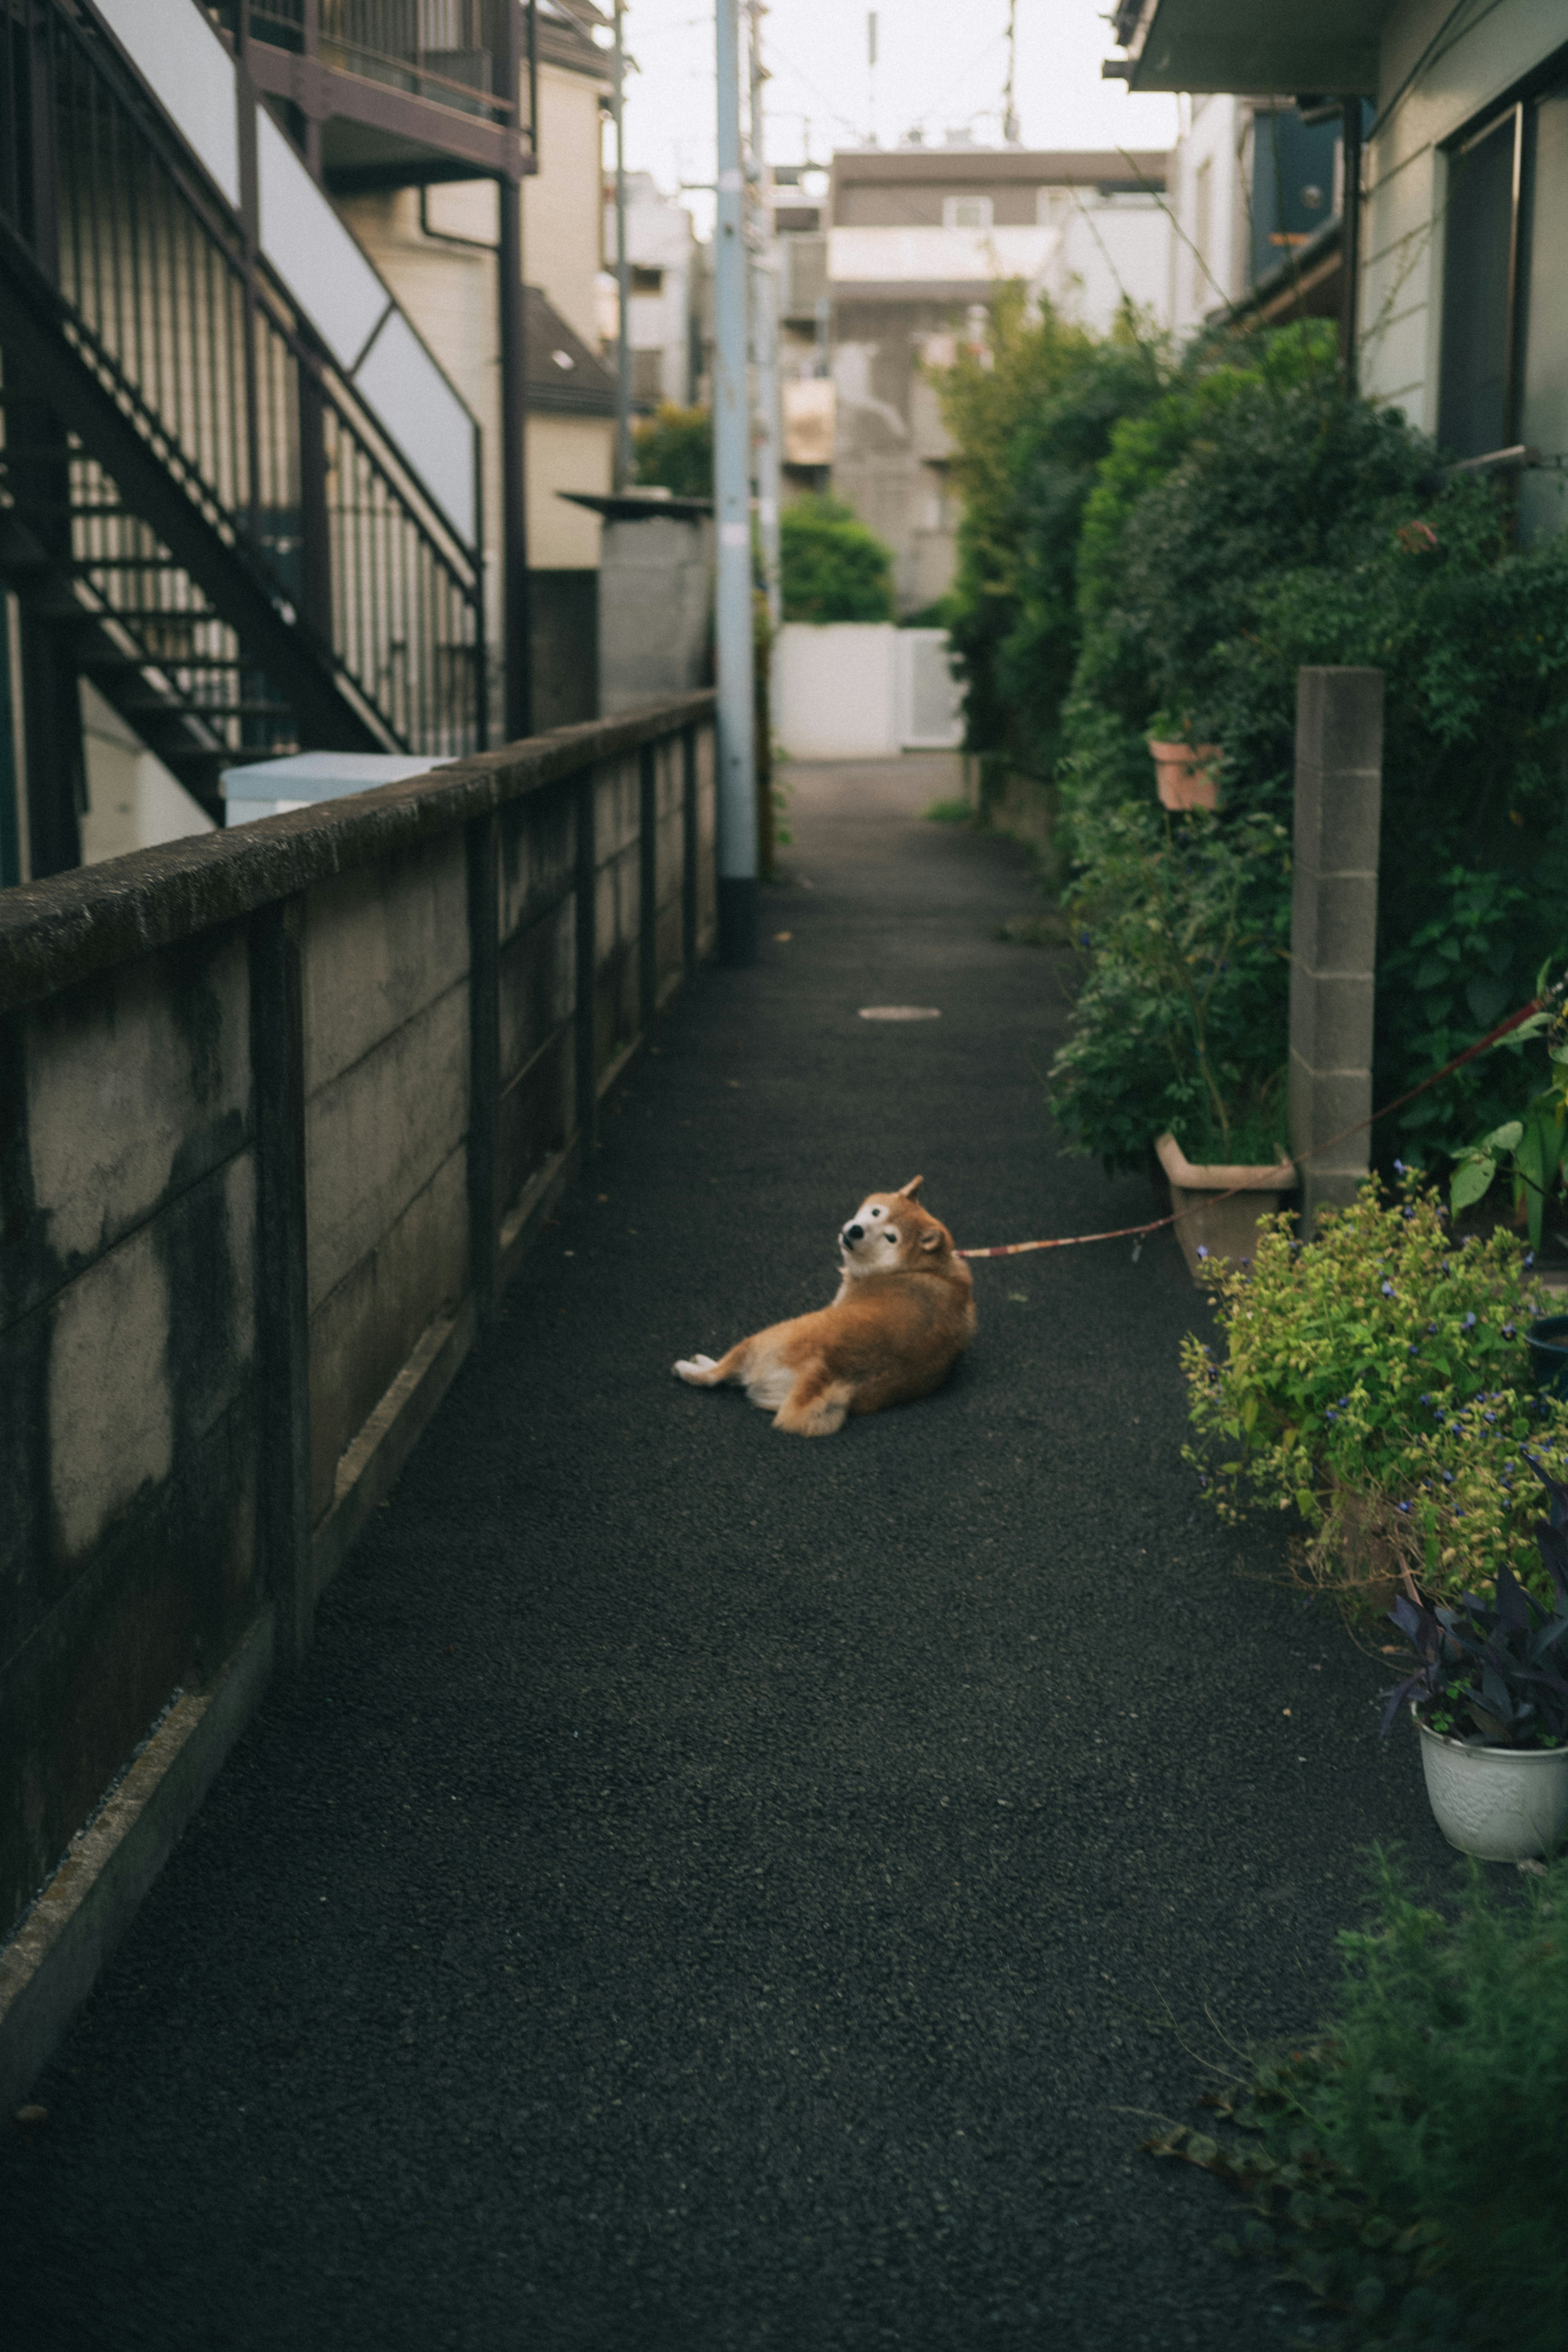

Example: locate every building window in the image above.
[1439,108,1520,460]
[630,265,664,295]
[1439,70,1568,524]
[942,194,993,230]
[631,348,664,404]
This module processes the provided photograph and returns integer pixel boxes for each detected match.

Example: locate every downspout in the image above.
[499,0,531,740]
[1340,97,1363,394]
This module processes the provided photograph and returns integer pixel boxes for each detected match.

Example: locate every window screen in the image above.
[1438,111,1518,461]
[1247,109,1341,288]
[1519,84,1568,538]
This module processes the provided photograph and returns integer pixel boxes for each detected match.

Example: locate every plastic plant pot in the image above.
[1417,1714,1568,1862]
[1155,1131,1296,1284]
[1527,1313,1568,1400]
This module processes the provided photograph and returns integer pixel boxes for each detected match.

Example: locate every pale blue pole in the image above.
[714,0,757,963]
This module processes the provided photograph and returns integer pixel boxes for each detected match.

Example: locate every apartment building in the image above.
[0,0,615,883]
[775,143,1173,613]
[339,1,619,729]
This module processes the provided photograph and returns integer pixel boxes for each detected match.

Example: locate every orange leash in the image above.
[955,994,1548,1262]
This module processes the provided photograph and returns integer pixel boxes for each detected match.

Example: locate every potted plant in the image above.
[1381,1461,1568,1862]
[1145,713,1220,811]
[1157,1130,1296,1280]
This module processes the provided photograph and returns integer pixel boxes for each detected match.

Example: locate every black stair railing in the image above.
[0,0,485,788]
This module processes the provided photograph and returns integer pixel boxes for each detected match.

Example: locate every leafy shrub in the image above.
[935,289,1167,780]
[1147,1849,1568,2349]
[779,494,895,623]
[1448,984,1568,1251]
[631,403,711,497]
[1183,1175,1566,1603]
[1317,1851,1568,2350]
[1052,324,1568,1164]
[1382,1461,1568,1746]
[1049,803,1290,1169]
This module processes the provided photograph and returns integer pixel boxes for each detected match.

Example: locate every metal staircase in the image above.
[0,0,487,868]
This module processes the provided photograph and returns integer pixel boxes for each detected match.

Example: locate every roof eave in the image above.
[1113,0,1385,96]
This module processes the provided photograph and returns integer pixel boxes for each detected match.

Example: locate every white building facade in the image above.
[601,173,702,410]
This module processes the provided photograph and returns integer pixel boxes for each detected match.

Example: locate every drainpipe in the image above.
[714,0,758,963]
[1340,97,1362,394]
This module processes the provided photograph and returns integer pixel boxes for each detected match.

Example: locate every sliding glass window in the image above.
[1439,66,1568,538]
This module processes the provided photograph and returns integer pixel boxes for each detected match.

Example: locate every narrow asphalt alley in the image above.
[6,756,1445,2351]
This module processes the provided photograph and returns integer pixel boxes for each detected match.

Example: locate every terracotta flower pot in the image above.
[1155,1131,1296,1283]
[1147,739,1220,811]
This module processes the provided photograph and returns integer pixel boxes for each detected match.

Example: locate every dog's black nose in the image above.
[843,1223,864,1243]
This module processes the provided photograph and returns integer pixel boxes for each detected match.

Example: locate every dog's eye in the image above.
[884,1230,898,1243]
[869,1206,884,1219]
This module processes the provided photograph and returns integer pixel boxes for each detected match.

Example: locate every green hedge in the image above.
[779,494,895,623]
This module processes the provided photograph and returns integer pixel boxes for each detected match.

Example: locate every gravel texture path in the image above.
[6,756,1446,2351]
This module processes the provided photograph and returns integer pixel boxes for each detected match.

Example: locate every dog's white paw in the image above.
[673,1354,717,1383]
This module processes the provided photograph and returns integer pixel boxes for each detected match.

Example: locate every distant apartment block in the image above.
[773,143,1172,613]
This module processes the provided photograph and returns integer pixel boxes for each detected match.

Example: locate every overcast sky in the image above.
[618,0,1180,221]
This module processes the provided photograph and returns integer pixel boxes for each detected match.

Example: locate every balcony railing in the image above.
[211,0,523,129]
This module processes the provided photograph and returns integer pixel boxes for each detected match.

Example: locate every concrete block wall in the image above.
[0,926,263,1943]
[302,836,474,1528]
[1288,668,1384,1229]
[0,696,716,2089]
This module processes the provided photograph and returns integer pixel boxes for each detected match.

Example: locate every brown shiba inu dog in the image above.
[673,1177,975,1436]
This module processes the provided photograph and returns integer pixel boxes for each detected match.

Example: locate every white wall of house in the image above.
[1036,188,1174,331]
[525,59,610,352]
[77,683,214,866]
[530,417,614,567]
[1166,94,1251,337]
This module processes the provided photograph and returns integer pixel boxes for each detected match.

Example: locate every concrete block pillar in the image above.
[1289,667,1384,1230]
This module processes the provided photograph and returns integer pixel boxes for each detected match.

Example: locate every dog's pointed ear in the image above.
[919,1228,942,1252]
[897,1175,924,1199]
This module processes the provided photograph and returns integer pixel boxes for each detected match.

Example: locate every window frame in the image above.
[1437,40,1568,470]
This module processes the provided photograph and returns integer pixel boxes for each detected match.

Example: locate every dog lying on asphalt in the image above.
[673,1177,976,1436]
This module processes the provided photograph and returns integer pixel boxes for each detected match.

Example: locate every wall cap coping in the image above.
[0,695,715,1016]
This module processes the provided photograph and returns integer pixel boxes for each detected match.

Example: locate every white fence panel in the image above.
[897,631,964,748]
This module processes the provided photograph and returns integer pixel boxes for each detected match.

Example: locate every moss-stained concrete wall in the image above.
[0,697,716,1953]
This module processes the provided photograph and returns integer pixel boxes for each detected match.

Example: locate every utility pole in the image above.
[747,0,781,628]
[714,0,757,962]
[866,12,877,145]
[611,0,633,490]
[1002,0,1020,144]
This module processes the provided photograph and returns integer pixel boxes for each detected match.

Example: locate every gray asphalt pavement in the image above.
[4,755,1446,2351]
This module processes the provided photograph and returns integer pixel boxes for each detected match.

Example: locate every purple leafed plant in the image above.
[1381,1462,1568,1747]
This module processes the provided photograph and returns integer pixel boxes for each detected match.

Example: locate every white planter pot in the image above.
[1417,1716,1568,1862]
